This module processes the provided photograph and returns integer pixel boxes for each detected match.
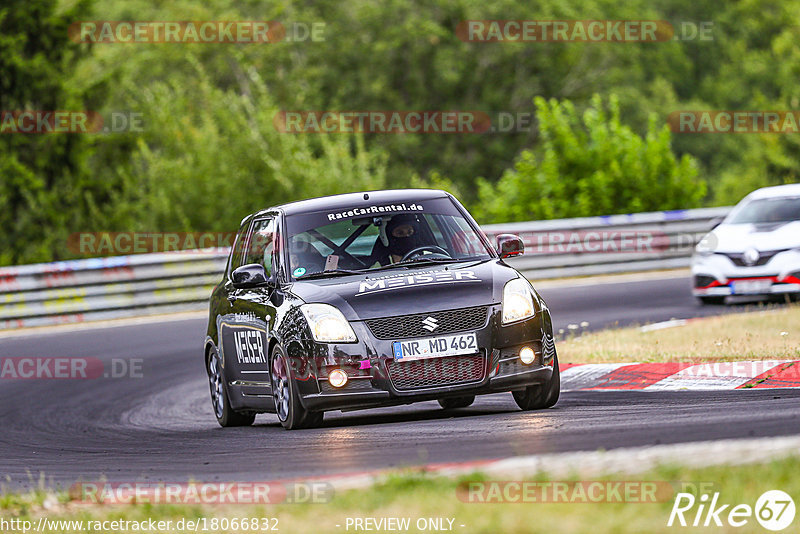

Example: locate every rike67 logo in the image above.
[668,490,795,531]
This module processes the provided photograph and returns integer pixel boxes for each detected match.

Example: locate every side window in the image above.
[228,220,252,274]
[244,218,276,278]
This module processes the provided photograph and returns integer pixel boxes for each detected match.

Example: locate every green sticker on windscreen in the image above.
[293,267,307,277]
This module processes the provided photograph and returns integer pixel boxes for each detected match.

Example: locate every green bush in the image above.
[4,0,800,265]
[473,95,706,223]
[104,57,387,234]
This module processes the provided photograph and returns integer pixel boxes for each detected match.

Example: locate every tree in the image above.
[473,95,705,223]
[103,57,387,234]
[0,0,95,264]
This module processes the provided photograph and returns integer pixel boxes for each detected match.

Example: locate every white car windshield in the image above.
[728,197,800,224]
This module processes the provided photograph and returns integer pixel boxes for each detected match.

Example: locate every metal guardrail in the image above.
[0,207,731,329]
[0,253,227,329]
[483,207,731,279]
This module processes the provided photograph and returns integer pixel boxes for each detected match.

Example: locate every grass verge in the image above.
[558,305,800,363]
[2,456,799,533]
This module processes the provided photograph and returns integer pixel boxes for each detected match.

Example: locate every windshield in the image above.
[284,197,491,280]
[728,197,800,224]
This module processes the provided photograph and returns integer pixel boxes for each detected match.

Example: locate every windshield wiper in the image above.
[358,263,411,273]
[296,269,365,280]
[363,256,484,273]
[394,257,464,266]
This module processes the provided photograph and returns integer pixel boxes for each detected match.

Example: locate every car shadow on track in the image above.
[247,394,566,431]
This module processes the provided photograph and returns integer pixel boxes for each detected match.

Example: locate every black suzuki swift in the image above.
[205,189,559,429]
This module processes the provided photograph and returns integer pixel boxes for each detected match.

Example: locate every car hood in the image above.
[288,260,517,320]
[706,221,800,252]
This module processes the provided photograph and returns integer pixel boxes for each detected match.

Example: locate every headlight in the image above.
[502,278,536,324]
[300,303,357,343]
[694,243,714,257]
[694,233,717,256]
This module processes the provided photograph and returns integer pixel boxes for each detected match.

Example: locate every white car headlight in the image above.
[694,243,714,257]
[502,278,536,325]
[694,233,717,256]
[300,303,357,343]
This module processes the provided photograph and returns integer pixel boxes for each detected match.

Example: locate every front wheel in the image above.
[438,396,475,410]
[512,353,560,410]
[270,345,323,430]
[207,347,255,427]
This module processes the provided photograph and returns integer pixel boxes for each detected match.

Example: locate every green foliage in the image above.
[2,0,800,264]
[104,57,386,233]
[0,0,93,264]
[474,95,705,222]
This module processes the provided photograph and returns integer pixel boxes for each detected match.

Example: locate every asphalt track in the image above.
[1,275,798,490]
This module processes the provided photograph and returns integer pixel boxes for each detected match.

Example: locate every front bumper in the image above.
[691,252,800,297]
[285,304,556,412]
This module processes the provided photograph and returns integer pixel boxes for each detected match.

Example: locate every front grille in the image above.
[366,306,489,339]
[500,358,529,375]
[694,275,716,288]
[319,379,374,394]
[498,339,550,375]
[387,353,486,391]
[717,250,786,267]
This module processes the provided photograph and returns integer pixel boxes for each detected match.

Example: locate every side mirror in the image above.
[496,234,524,259]
[231,263,270,289]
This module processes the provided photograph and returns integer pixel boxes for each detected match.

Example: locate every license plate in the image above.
[392,333,478,361]
[731,280,772,294]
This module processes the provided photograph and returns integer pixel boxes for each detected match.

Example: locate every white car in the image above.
[692,184,800,304]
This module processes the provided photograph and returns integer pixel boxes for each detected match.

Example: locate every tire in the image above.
[438,396,475,410]
[270,345,323,430]
[512,353,560,410]
[697,296,726,305]
[207,347,255,427]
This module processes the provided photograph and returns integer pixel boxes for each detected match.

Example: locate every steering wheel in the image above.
[400,245,450,262]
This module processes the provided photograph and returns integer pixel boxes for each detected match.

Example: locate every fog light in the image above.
[519,346,536,365]
[328,369,348,388]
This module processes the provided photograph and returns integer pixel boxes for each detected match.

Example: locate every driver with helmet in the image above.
[385,213,426,263]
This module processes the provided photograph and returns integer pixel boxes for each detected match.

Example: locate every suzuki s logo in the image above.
[421,317,439,332]
[743,247,760,266]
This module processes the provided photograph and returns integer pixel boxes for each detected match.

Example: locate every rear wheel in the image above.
[697,296,726,305]
[207,347,255,427]
[512,353,560,410]
[437,396,475,410]
[270,345,323,430]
